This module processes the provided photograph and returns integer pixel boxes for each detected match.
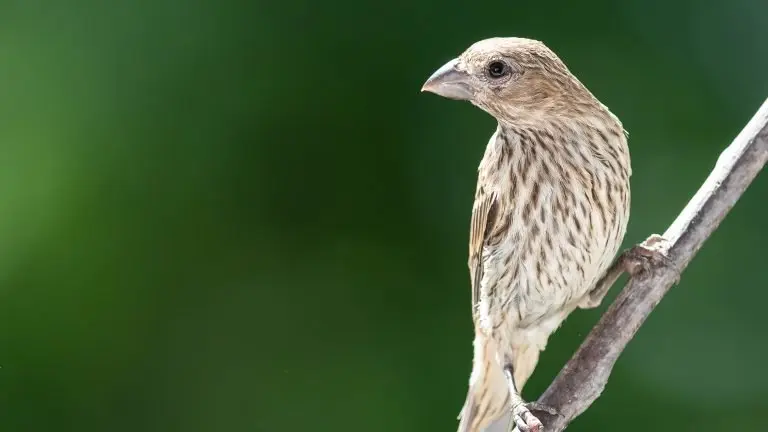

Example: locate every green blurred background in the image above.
[0,0,766,431]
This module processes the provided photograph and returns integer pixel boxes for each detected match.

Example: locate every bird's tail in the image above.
[457,333,544,432]
[456,335,510,432]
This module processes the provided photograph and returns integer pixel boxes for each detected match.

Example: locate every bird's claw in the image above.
[511,402,550,432]
[622,234,679,284]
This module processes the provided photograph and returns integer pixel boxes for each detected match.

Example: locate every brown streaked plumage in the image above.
[421,37,631,432]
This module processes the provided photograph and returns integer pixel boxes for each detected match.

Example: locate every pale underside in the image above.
[459,123,630,432]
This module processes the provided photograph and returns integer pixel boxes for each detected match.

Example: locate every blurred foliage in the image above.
[0,0,766,431]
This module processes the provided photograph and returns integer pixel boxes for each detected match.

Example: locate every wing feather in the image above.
[468,190,498,314]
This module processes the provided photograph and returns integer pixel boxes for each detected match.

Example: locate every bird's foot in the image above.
[622,234,679,284]
[511,401,556,432]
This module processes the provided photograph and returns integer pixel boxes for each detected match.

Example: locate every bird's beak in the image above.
[421,58,474,101]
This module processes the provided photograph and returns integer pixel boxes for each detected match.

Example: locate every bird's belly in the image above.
[477,192,624,334]
[477,240,595,333]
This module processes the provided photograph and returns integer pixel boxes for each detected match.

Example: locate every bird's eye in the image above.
[487,61,508,78]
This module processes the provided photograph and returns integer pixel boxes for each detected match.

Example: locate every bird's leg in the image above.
[503,364,555,432]
[580,234,679,309]
[577,254,629,309]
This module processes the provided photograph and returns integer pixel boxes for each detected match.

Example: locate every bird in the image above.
[421,37,632,432]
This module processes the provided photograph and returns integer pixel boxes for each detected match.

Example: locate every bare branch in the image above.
[532,98,768,431]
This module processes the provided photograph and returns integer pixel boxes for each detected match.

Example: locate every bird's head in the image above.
[421,37,598,125]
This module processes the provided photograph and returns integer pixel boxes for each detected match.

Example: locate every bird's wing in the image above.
[468,189,498,314]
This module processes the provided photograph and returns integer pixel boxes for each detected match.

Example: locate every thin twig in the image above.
[530,98,768,431]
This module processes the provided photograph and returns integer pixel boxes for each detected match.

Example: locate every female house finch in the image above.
[422,38,632,432]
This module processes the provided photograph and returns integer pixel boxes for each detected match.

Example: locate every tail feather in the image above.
[456,393,477,432]
[457,334,542,432]
[456,368,509,432]
[456,336,510,432]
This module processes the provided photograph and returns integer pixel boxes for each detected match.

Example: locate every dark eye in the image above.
[487,61,508,78]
